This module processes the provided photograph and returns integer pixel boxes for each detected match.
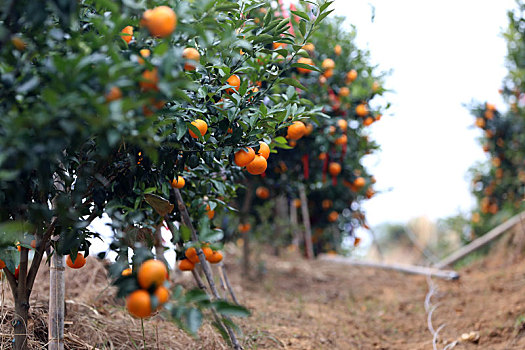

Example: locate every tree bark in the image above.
[290,200,301,249]
[49,252,65,350]
[13,248,29,350]
[299,185,314,259]
[154,223,167,266]
[241,182,253,278]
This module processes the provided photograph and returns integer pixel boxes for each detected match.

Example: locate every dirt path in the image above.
[228,253,525,349]
[2,250,525,349]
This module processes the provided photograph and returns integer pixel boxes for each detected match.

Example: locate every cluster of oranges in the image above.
[234,141,270,175]
[178,245,223,271]
[126,259,170,318]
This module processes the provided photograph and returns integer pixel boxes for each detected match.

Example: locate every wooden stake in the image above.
[320,255,459,280]
[435,211,525,269]
[299,185,314,259]
[49,252,65,350]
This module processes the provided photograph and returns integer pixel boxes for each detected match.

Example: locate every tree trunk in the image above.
[49,252,65,350]
[274,195,288,257]
[154,223,167,266]
[299,185,314,259]
[241,182,253,278]
[290,200,301,249]
[13,248,29,350]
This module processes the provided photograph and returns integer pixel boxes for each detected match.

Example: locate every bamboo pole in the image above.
[299,185,314,259]
[435,211,525,269]
[320,255,460,280]
[49,252,65,350]
[49,173,65,350]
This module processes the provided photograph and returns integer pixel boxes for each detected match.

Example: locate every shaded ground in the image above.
[1,244,525,349]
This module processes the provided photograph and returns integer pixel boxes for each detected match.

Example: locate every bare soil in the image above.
[1,244,525,349]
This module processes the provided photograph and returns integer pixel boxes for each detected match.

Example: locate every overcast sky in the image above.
[333,0,515,226]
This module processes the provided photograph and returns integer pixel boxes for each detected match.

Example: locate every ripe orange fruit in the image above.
[189,119,208,138]
[234,147,255,167]
[121,26,133,44]
[207,251,223,264]
[11,37,26,51]
[337,119,348,131]
[335,134,347,145]
[302,43,315,53]
[273,42,286,50]
[318,152,327,161]
[356,104,368,117]
[364,117,374,126]
[293,199,302,208]
[305,123,314,136]
[372,81,380,92]
[475,118,485,128]
[0,259,5,269]
[322,58,335,70]
[66,253,86,269]
[137,259,167,289]
[287,121,306,140]
[486,103,496,111]
[105,86,122,102]
[205,204,215,220]
[354,177,366,188]
[328,162,341,176]
[297,57,314,74]
[489,203,499,215]
[171,176,185,189]
[319,75,327,85]
[238,223,251,233]
[140,68,159,91]
[122,268,133,276]
[354,237,361,246]
[492,157,501,167]
[226,75,241,94]
[126,290,152,318]
[328,211,339,222]
[185,247,200,264]
[334,44,342,56]
[154,286,170,305]
[183,47,200,71]
[321,199,333,209]
[142,6,177,38]
[366,188,375,199]
[482,144,490,152]
[138,49,151,64]
[339,87,350,97]
[258,141,270,160]
[154,286,170,306]
[346,69,357,82]
[323,69,334,78]
[202,247,213,260]
[256,186,270,199]
[246,155,267,175]
[178,259,195,271]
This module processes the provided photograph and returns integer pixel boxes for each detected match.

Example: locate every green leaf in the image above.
[279,78,307,91]
[213,301,251,317]
[185,308,203,334]
[180,225,191,242]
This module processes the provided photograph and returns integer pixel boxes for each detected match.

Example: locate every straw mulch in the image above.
[0,257,227,350]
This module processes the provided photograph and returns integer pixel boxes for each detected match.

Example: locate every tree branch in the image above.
[26,217,57,293]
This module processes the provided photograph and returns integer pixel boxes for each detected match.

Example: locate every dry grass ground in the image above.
[1,243,525,349]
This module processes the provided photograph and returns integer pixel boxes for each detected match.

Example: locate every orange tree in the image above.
[232,11,387,262]
[470,1,525,235]
[0,0,333,348]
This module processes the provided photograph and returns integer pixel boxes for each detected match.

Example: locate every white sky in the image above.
[333,0,515,226]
